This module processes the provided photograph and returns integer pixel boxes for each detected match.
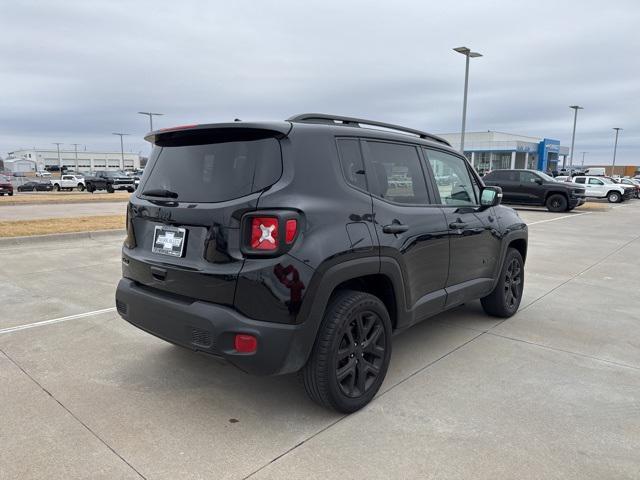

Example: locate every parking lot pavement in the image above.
[0,201,126,221]
[1,203,639,479]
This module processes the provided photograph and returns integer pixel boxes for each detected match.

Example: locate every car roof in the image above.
[144,114,458,154]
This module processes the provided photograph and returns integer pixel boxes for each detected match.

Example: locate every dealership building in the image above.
[438,131,570,174]
[5,148,142,172]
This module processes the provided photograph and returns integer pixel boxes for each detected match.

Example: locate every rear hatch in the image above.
[123,124,289,306]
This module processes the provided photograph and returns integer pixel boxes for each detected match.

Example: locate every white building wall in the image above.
[7,149,141,171]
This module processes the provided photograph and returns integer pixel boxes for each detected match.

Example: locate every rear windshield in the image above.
[142,137,282,203]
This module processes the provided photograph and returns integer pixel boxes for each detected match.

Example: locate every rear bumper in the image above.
[115,278,316,375]
[0,187,12,194]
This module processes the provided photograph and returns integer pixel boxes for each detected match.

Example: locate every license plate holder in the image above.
[152,225,187,257]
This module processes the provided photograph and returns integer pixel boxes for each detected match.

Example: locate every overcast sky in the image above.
[2,0,639,165]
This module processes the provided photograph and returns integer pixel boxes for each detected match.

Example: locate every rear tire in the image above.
[106,185,115,193]
[303,290,392,413]
[53,184,60,192]
[481,248,524,318]
[607,191,621,203]
[546,194,567,212]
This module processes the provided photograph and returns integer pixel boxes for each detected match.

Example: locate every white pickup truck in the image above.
[51,174,86,192]
[571,176,630,203]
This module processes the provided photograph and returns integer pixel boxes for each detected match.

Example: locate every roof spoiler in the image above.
[144,122,292,145]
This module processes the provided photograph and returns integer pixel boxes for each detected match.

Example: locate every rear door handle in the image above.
[449,222,468,230]
[382,223,409,234]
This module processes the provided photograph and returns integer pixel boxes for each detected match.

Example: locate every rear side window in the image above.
[364,141,429,204]
[575,177,585,184]
[336,139,367,191]
[486,170,518,181]
[143,137,281,203]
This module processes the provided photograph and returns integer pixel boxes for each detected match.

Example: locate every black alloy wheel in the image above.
[303,290,392,413]
[503,257,523,310]
[335,310,386,398]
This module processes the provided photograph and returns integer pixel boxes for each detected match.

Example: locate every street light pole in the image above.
[112,133,130,168]
[568,105,583,172]
[453,47,482,154]
[138,112,164,132]
[71,143,81,171]
[612,127,622,176]
[52,142,63,170]
[581,151,587,169]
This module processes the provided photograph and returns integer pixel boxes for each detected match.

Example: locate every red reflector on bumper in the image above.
[234,334,258,353]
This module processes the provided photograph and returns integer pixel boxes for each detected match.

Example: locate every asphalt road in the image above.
[1,204,639,479]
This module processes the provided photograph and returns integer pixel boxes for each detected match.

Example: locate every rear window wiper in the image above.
[142,188,179,199]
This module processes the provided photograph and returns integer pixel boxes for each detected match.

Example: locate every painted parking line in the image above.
[526,211,592,225]
[0,307,116,335]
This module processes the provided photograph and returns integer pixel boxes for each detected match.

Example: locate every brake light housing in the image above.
[124,203,137,249]
[241,210,301,257]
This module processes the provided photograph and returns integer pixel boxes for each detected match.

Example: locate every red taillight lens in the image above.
[285,219,297,244]
[234,334,257,353]
[251,217,278,250]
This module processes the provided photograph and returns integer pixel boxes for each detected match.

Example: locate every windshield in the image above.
[537,172,556,182]
[142,137,282,203]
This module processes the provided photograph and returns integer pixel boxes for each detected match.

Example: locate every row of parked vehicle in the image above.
[1,170,143,195]
[483,169,639,212]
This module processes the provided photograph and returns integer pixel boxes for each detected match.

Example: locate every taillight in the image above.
[241,211,300,257]
[124,204,136,248]
[250,217,279,250]
[285,219,297,244]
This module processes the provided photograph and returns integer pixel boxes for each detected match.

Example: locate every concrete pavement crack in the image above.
[0,347,147,480]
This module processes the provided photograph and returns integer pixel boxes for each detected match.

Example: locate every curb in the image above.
[0,229,126,246]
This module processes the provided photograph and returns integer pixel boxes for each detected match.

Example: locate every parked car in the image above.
[83,172,115,193]
[571,176,630,203]
[17,181,54,192]
[611,177,640,198]
[35,170,52,178]
[115,113,528,413]
[51,174,86,191]
[0,175,13,196]
[482,169,586,212]
[93,170,135,192]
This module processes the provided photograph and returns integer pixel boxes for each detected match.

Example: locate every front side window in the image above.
[364,141,428,204]
[589,178,604,185]
[424,149,476,206]
[520,171,540,184]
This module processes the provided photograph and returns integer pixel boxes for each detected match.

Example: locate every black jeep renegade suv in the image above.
[116,113,528,412]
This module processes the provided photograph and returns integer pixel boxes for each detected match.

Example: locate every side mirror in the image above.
[480,186,502,207]
[535,178,543,185]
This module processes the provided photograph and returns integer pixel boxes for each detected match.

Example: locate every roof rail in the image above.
[287,113,451,146]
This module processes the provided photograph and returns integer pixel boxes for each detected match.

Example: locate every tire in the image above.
[53,184,61,192]
[127,187,134,193]
[303,290,392,413]
[607,191,621,203]
[481,248,524,318]
[546,194,567,212]
[8,191,13,196]
[77,183,85,192]
[107,185,115,193]
[86,184,95,193]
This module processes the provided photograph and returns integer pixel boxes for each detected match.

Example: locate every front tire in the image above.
[546,194,567,212]
[607,191,621,203]
[77,183,85,191]
[303,290,392,413]
[53,184,61,191]
[481,248,524,318]
[106,185,115,193]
